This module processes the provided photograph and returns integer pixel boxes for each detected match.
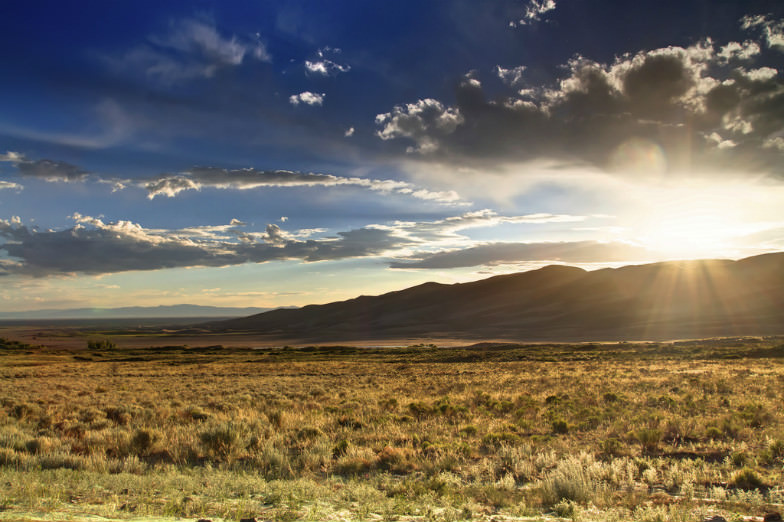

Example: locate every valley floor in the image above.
[1,337,783,521]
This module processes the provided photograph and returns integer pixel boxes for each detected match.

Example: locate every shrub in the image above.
[87,339,117,351]
[540,454,607,506]
[130,428,158,456]
[636,428,662,453]
[199,423,240,459]
[600,437,623,457]
[731,467,764,490]
[552,419,569,434]
[705,426,723,440]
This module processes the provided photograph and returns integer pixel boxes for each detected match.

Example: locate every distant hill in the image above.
[0,304,273,320]
[213,253,784,341]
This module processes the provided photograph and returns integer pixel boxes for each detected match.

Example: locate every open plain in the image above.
[1,332,783,522]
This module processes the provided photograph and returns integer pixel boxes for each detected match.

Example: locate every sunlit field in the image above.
[1,337,783,522]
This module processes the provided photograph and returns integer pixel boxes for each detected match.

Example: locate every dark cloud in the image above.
[0,216,412,276]
[375,37,784,175]
[389,241,654,269]
[13,158,89,182]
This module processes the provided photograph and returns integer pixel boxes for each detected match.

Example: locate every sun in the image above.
[633,184,746,260]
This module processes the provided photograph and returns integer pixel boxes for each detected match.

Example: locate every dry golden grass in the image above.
[0,337,783,521]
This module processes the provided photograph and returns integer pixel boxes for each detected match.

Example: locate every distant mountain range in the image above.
[0,304,273,320]
[214,253,784,341]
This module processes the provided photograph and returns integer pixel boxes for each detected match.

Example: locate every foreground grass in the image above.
[0,337,783,521]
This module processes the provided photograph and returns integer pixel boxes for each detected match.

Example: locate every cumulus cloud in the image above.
[389,240,652,269]
[0,181,22,191]
[741,15,784,51]
[375,98,464,153]
[114,18,270,84]
[375,35,784,175]
[0,210,590,276]
[717,40,761,62]
[289,91,325,106]
[510,0,556,27]
[0,215,413,276]
[142,166,467,205]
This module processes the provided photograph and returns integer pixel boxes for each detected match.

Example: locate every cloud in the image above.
[142,166,467,205]
[717,40,761,62]
[389,240,652,269]
[0,215,413,277]
[495,65,527,87]
[1,152,89,182]
[375,36,784,175]
[305,47,350,76]
[375,98,464,153]
[373,209,586,246]
[741,15,784,51]
[1,152,467,206]
[0,182,22,191]
[344,127,355,137]
[289,91,325,106]
[0,209,589,277]
[510,0,556,27]
[114,18,270,84]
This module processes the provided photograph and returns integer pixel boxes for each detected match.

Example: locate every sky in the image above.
[1,0,783,312]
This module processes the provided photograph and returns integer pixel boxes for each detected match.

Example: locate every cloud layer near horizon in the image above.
[0,210,593,276]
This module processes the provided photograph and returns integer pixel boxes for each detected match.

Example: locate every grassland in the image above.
[1,336,783,521]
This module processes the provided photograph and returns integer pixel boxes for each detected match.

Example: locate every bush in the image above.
[541,454,607,506]
[87,339,117,351]
[199,423,240,459]
[731,467,764,490]
[552,419,569,434]
[130,428,158,456]
[636,428,662,453]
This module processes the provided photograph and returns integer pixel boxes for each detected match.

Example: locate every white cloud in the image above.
[0,181,21,191]
[344,127,355,137]
[735,66,778,81]
[114,18,270,84]
[741,15,784,51]
[375,98,463,153]
[511,0,556,27]
[289,91,325,106]
[304,47,350,76]
[717,40,761,62]
[495,65,527,86]
[142,166,469,205]
[0,151,24,163]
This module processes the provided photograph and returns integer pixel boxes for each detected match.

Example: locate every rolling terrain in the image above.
[215,252,784,341]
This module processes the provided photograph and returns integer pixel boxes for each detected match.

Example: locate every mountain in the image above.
[0,304,273,320]
[213,253,784,341]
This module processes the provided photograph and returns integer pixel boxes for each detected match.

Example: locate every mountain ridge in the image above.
[213,253,784,341]
[0,304,274,320]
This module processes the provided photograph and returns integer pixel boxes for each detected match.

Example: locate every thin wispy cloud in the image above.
[111,17,270,84]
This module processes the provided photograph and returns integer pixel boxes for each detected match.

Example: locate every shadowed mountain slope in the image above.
[214,253,784,341]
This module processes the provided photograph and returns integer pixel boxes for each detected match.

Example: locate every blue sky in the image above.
[1,0,783,311]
